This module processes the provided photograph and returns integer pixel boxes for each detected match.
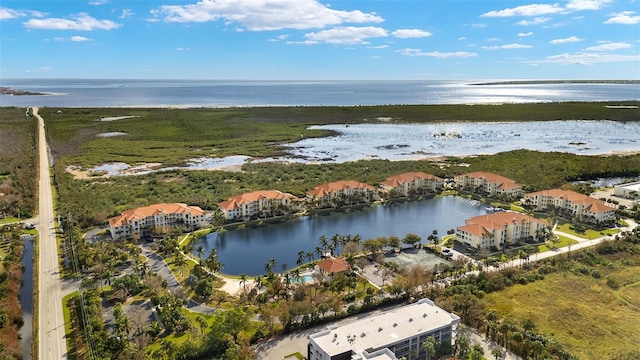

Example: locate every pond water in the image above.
[19,235,34,360]
[193,196,487,276]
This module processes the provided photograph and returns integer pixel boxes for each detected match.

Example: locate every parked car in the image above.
[24,223,35,229]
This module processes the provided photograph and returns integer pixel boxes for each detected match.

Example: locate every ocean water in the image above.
[1,79,639,107]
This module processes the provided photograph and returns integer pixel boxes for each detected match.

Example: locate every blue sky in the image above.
[1,0,639,80]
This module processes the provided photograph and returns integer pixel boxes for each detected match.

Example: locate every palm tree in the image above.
[196,246,205,262]
[319,235,329,255]
[491,346,503,360]
[306,251,314,263]
[239,273,248,295]
[195,315,207,336]
[253,275,263,292]
[297,250,305,267]
[330,233,341,255]
[470,344,484,360]
[175,255,187,278]
[422,335,439,360]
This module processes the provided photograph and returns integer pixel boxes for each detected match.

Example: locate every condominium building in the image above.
[308,298,460,360]
[108,203,206,240]
[613,181,640,203]
[379,172,444,196]
[523,189,616,223]
[454,171,522,197]
[456,212,547,250]
[307,180,377,207]
[218,190,299,221]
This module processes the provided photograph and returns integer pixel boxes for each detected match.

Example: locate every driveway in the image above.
[140,244,215,314]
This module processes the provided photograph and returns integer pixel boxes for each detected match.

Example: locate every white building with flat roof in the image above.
[614,181,640,202]
[308,298,460,360]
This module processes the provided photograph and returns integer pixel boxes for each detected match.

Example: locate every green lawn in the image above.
[483,266,640,360]
[555,223,618,240]
[538,235,578,252]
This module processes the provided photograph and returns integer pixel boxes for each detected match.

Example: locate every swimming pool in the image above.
[291,274,313,284]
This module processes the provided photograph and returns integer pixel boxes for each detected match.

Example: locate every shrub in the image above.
[606,277,620,290]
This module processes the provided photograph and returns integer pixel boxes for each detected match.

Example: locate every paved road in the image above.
[140,244,216,314]
[34,107,68,360]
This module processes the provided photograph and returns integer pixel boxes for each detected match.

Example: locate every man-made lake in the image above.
[194,196,487,275]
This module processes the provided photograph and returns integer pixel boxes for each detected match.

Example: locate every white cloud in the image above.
[470,23,487,28]
[565,0,612,11]
[392,29,432,38]
[458,37,467,41]
[584,42,632,51]
[268,34,289,42]
[483,1,611,18]
[487,37,501,42]
[304,26,387,44]
[24,13,121,30]
[152,0,384,31]
[119,9,134,19]
[518,32,534,37]
[550,36,583,44]
[604,11,640,24]
[481,4,565,17]
[53,36,92,42]
[25,66,53,73]
[396,48,477,58]
[89,0,109,5]
[532,52,640,65]
[176,47,191,51]
[483,43,533,50]
[0,7,24,19]
[0,7,44,20]
[516,17,551,25]
[368,45,389,49]
[71,35,91,41]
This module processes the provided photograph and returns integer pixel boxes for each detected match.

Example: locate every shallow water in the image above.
[275,120,640,162]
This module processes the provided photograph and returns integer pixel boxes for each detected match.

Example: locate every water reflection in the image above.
[194,196,488,275]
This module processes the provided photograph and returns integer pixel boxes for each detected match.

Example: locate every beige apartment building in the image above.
[218,190,299,221]
[108,203,206,240]
[523,189,616,223]
[379,172,444,196]
[456,212,547,250]
[307,180,378,207]
[455,171,522,197]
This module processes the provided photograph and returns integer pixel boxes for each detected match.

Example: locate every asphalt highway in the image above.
[34,107,68,360]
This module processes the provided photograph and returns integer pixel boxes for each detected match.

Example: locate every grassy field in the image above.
[483,263,640,359]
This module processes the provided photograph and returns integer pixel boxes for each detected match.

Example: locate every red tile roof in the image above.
[219,190,298,210]
[316,257,350,273]
[308,180,375,197]
[380,172,443,187]
[456,171,521,190]
[109,203,204,227]
[459,212,545,237]
[525,189,615,213]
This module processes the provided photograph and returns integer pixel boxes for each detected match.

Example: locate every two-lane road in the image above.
[34,107,67,360]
